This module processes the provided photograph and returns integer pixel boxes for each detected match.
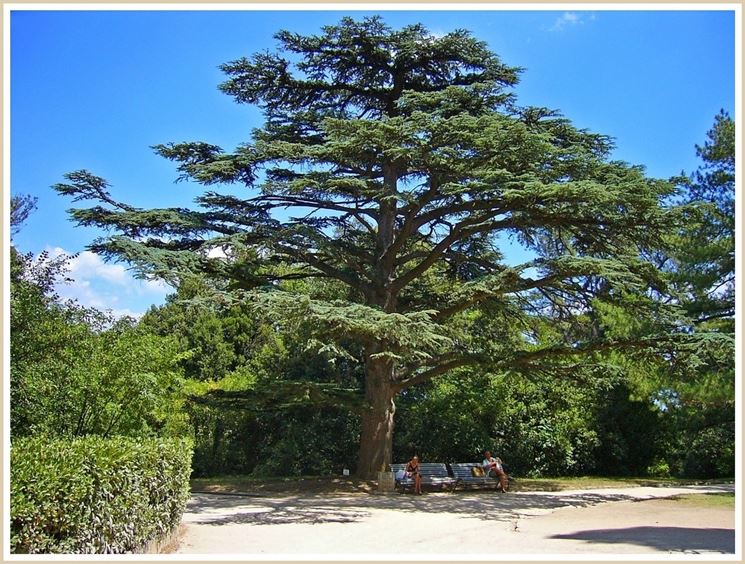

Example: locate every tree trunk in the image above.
[356,353,396,479]
[356,160,399,479]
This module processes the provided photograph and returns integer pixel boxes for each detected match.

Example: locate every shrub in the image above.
[646,460,671,478]
[682,423,735,479]
[10,435,193,554]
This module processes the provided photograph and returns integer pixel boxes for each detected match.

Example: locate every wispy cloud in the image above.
[550,12,594,32]
[62,248,129,285]
[42,246,171,318]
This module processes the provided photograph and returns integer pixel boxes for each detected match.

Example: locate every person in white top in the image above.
[482,450,509,492]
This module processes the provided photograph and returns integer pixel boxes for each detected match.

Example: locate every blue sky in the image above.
[9,7,736,318]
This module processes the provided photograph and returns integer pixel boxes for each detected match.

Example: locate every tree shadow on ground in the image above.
[189,503,369,526]
[550,526,734,554]
[185,490,644,527]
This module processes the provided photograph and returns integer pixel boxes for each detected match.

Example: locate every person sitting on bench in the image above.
[406,455,423,495]
[482,450,509,492]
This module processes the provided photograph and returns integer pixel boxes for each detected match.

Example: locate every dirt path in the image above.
[175,483,735,556]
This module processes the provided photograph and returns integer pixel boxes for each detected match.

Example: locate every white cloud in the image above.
[550,12,584,32]
[48,247,130,285]
[142,277,171,294]
[108,307,149,320]
[41,246,173,318]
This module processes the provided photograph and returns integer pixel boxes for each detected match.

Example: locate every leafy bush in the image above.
[682,423,735,479]
[646,460,671,478]
[10,436,193,554]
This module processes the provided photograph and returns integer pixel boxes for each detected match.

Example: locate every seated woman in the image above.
[482,450,509,492]
[405,455,423,495]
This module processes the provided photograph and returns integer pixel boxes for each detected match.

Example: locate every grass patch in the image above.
[664,492,735,509]
[509,476,732,492]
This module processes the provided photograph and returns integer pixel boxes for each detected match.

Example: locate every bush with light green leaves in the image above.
[10,436,193,554]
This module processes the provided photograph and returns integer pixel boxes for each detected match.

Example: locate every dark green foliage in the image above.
[10,436,193,554]
[10,248,86,435]
[53,17,682,373]
[186,404,360,478]
[187,407,262,476]
[654,400,736,480]
[217,18,519,117]
[592,383,664,476]
[394,368,734,480]
[682,422,735,479]
[249,407,360,477]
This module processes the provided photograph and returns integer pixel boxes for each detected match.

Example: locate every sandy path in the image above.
[175,483,735,556]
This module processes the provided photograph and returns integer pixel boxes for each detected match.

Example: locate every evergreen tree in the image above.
[674,110,735,330]
[654,111,736,478]
[55,17,703,477]
[10,194,38,237]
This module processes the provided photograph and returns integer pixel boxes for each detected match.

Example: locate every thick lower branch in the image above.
[393,357,475,392]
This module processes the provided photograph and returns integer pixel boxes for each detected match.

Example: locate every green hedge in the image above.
[10,435,193,554]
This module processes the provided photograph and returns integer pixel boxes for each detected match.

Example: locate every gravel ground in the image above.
[175,483,736,557]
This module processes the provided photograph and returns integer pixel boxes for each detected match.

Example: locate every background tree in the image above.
[10,194,38,237]
[141,277,361,476]
[673,110,734,330]
[54,17,714,477]
[653,111,736,478]
[10,231,187,439]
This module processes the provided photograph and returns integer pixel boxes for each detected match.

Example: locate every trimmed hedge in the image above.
[11,435,193,554]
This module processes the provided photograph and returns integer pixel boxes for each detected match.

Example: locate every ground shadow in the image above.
[184,484,735,528]
[550,526,735,554]
[183,494,370,526]
[185,490,645,527]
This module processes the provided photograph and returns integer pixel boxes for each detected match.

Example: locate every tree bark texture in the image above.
[356,351,396,479]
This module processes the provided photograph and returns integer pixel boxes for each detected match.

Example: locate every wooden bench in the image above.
[450,462,504,490]
[390,463,457,493]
